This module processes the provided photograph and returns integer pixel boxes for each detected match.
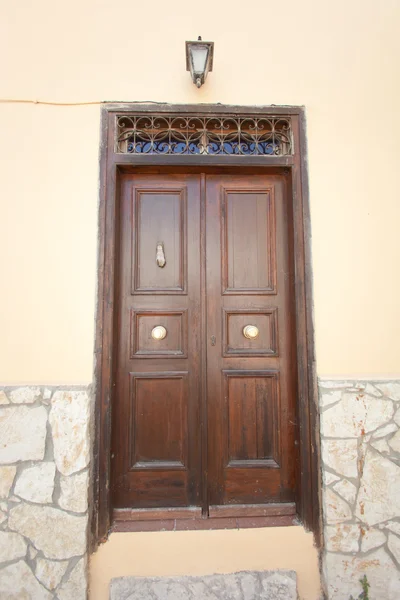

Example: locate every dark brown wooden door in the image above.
[112,171,296,515]
[205,174,296,515]
[112,173,202,510]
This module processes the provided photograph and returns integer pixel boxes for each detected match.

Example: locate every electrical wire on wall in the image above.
[0,99,163,106]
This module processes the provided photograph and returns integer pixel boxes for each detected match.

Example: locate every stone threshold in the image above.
[110,570,298,600]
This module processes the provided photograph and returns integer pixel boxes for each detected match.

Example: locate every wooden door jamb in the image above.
[91,103,321,549]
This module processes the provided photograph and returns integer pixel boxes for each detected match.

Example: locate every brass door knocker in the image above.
[156,242,166,268]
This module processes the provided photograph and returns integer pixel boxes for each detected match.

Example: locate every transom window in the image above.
[116,114,293,156]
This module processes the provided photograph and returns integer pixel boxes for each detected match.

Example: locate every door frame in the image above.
[91,103,321,547]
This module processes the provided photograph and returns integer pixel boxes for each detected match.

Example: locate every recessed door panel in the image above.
[222,188,276,294]
[130,310,188,358]
[224,468,282,504]
[225,370,280,467]
[223,308,278,357]
[132,189,187,294]
[129,372,188,469]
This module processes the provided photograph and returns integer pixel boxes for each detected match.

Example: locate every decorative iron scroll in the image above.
[116,114,292,156]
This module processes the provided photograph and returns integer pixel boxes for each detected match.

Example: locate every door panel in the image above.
[112,174,201,509]
[130,310,188,358]
[225,370,279,466]
[206,173,296,510]
[223,308,278,357]
[129,372,188,469]
[222,188,276,294]
[132,188,187,294]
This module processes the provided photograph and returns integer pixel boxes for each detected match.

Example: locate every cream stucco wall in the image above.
[1,0,400,382]
[90,528,320,600]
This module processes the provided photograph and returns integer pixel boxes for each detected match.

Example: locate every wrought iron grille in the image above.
[116,114,293,156]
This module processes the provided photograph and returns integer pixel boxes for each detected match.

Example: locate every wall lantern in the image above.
[185,37,214,88]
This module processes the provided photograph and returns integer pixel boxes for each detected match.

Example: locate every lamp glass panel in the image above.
[191,45,208,74]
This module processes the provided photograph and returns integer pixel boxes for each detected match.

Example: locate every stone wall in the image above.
[321,380,400,600]
[3,379,400,599]
[0,386,90,599]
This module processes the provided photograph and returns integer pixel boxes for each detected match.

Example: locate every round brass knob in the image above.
[243,325,259,340]
[151,325,167,341]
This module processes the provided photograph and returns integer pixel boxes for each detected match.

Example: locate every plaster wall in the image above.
[1,0,400,383]
[89,528,320,600]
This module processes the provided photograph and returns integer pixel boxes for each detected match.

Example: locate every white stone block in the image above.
[355,449,400,526]
[333,479,357,505]
[372,423,398,439]
[9,386,41,404]
[321,393,394,438]
[43,388,53,400]
[0,391,9,405]
[388,533,400,566]
[323,489,352,524]
[0,561,52,599]
[364,383,382,397]
[324,471,340,485]
[371,438,391,454]
[322,439,358,478]
[57,557,87,600]
[0,465,16,498]
[36,556,69,591]
[376,382,400,401]
[14,462,56,504]
[324,547,400,600]
[50,391,90,476]
[325,523,360,552]
[320,390,342,408]
[59,470,89,513]
[8,502,87,560]
[394,407,400,427]
[0,531,27,562]
[389,430,400,453]
[384,521,400,535]
[318,380,353,389]
[361,527,386,552]
[0,405,47,463]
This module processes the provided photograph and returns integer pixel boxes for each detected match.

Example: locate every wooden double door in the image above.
[112,169,297,517]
